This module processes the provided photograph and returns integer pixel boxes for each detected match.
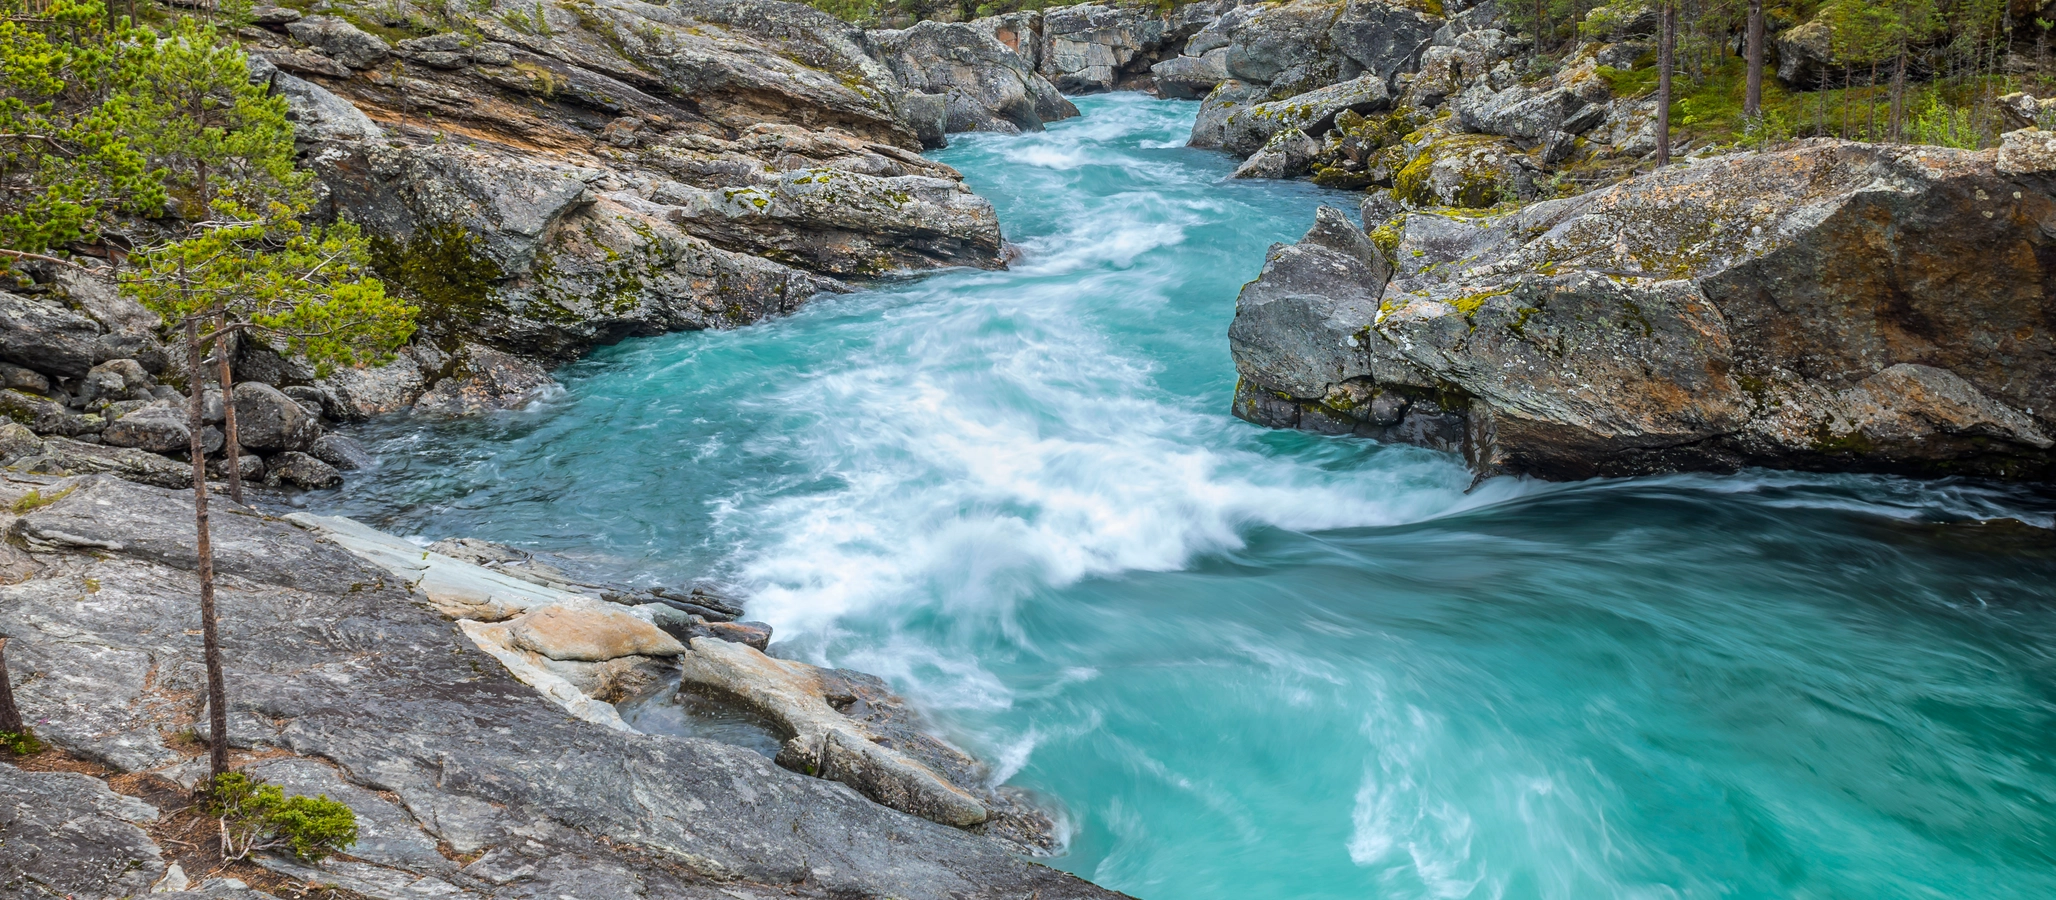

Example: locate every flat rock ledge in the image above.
[0,472,1117,900]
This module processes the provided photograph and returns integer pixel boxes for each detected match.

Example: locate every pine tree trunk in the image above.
[214,317,243,505]
[185,318,229,784]
[0,636,23,736]
[1534,0,1546,59]
[1891,47,1907,141]
[1744,0,1765,120]
[1657,0,1675,166]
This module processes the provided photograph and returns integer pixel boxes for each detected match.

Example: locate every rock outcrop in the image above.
[872,21,1079,137]
[1231,139,2056,482]
[244,0,1015,362]
[1,473,1120,898]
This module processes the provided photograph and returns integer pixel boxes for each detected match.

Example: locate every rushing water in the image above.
[319,95,2056,899]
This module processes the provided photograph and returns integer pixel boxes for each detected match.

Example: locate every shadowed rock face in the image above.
[1231,139,2056,482]
[0,474,1128,900]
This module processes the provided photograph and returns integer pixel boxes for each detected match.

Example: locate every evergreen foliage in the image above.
[209,772,360,864]
[0,0,164,253]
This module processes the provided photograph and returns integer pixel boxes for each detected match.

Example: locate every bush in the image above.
[0,728,41,755]
[209,772,359,863]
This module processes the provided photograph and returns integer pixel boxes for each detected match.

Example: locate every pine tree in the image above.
[91,12,416,782]
[0,0,163,262]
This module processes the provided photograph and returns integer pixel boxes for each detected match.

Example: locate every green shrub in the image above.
[0,728,42,755]
[209,772,359,863]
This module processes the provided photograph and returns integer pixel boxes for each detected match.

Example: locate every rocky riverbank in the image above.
[0,472,1117,899]
[1229,134,2056,481]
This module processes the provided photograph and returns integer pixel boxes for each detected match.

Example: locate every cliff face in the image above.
[1230,136,2056,482]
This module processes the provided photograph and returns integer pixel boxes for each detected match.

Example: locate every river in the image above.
[318,94,2056,899]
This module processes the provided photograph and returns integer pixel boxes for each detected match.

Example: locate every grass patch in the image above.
[10,484,75,513]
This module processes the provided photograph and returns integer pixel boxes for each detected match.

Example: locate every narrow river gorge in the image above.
[313,96,2056,899]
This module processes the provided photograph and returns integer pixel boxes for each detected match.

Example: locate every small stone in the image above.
[209,448,263,482]
[264,450,341,489]
[0,420,45,462]
[0,361,49,393]
[282,384,329,418]
[507,605,687,662]
[251,4,301,25]
[705,620,773,651]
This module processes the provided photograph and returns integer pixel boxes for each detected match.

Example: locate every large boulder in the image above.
[1220,0,1349,96]
[655,168,1005,278]
[1193,74,1393,156]
[1231,139,2056,481]
[270,0,1015,360]
[1329,0,1441,83]
[506,605,687,661]
[264,450,343,489]
[100,404,190,454]
[1038,3,1171,93]
[411,342,556,415]
[283,15,391,69]
[232,381,321,451]
[0,291,101,378]
[870,21,1078,136]
[1390,127,1541,208]
[1150,48,1232,99]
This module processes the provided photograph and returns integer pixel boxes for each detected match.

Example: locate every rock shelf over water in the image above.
[0,473,1109,899]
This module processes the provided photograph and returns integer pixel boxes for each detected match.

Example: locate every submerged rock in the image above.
[1231,140,2056,482]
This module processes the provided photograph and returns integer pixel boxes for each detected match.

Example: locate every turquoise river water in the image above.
[321,95,2056,899]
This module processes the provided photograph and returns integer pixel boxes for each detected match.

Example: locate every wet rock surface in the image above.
[0,473,1122,899]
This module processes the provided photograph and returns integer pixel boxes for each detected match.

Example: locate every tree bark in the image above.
[1534,0,1546,59]
[1890,43,1908,140]
[0,636,23,736]
[1656,0,1675,166]
[186,317,229,784]
[1744,0,1765,118]
[213,316,243,505]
